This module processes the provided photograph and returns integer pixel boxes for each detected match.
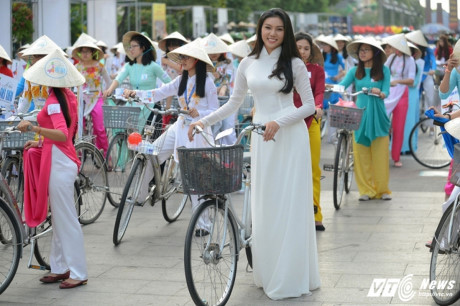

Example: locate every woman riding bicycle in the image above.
[339,37,392,201]
[124,40,218,236]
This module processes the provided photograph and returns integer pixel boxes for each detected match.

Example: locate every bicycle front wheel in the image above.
[113,157,144,245]
[75,142,108,224]
[429,202,460,305]
[333,133,348,210]
[106,133,135,208]
[184,199,238,306]
[409,118,451,169]
[344,137,354,194]
[0,199,21,295]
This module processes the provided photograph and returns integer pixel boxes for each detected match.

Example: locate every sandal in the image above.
[394,161,403,168]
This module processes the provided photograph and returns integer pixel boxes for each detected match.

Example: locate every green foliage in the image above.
[12,3,33,47]
[70,4,87,45]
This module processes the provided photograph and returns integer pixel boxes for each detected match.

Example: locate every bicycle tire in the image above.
[113,157,144,245]
[429,202,460,305]
[106,133,134,208]
[409,117,451,169]
[333,133,347,210]
[184,199,238,306]
[162,194,188,223]
[0,198,21,295]
[75,142,108,224]
[161,157,187,222]
[344,137,354,194]
[74,180,83,222]
[1,157,23,215]
[33,213,53,270]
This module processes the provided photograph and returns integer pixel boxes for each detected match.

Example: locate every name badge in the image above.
[308,71,312,78]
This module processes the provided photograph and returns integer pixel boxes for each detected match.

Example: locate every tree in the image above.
[12,3,33,52]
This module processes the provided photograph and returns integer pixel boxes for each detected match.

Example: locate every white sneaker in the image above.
[381,193,392,200]
[359,195,370,201]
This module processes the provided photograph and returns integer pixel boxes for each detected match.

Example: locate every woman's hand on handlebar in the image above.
[102,89,112,98]
[314,108,323,119]
[188,121,204,141]
[428,106,446,118]
[263,121,280,142]
[123,89,136,98]
[188,108,199,118]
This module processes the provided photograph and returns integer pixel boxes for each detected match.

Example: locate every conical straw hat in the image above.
[334,33,351,42]
[219,33,235,45]
[229,40,251,58]
[452,40,460,72]
[201,33,230,55]
[384,34,411,56]
[315,35,339,51]
[122,31,157,60]
[168,40,214,72]
[96,40,108,48]
[21,35,67,58]
[72,40,104,61]
[246,34,257,47]
[309,40,324,66]
[158,31,188,52]
[0,45,12,65]
[23,48,85,88]
[407,41,422,60]
[73,33,97,47]
[110,42,125,55]
[405,30,428,47]
[346,37,387,64]
[445,118,460,140]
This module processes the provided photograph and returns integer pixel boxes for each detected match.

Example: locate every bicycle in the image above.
[179,123,265,306]
[113,99,190,245]
[426,111,460,305]
[323,87,375,210]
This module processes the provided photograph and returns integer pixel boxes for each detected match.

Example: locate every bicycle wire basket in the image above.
[103,105,141,129]
[177,145,244,195]
[127,119,170,155]
[0,120,37,149]
[450,143,460,187]
[329,104,364,130]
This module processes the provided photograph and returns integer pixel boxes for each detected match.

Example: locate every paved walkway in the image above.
[0,141,448,305]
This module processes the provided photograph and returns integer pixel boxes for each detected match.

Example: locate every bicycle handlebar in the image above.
[325,86,379,97]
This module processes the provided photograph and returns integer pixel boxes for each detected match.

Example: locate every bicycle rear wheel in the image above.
[33,212,53,270]
[409,118,451,169]
[75,142,108,224]
[344,137,354,194]
[184,199,238,306]
[429,202,460,305]
[1,156,23,215]
[106,133,135,208]
[0,199,21,295]
[333,133,348,210]
[113,157,144,245]
[161,157,187,222]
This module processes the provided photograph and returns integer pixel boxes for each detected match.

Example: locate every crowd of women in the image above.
[1,6,458,301]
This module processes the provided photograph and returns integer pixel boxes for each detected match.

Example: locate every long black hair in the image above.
[178,60,207,98]
[249,8,300,94]
[323,46,339,64]
[52,88,71,128]
[355,44,384,81]
[126,34,157,66]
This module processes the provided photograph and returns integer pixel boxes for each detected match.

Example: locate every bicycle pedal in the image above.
[28,264,48,270]
[323,164,334,171]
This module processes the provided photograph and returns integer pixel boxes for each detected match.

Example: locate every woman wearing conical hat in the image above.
[334,33,355,79]
[316,35,345,143]
[405,30,437,114]
[0,45,13,77]
[339,37,392,200]
[73,40,111,155]
[16,49,88,289]
[383,34,416,168]
[294,32,326,230]
[401,42,424,154]
[124,40,218,231]
[16,35,67,115]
